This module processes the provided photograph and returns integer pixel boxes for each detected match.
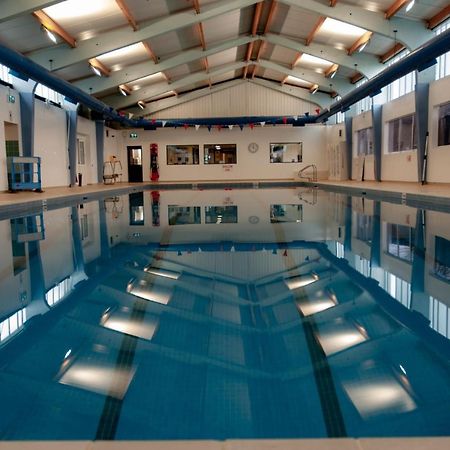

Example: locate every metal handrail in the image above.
[298,164,317,182]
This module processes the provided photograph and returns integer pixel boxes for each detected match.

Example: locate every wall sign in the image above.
[130,132,138,139]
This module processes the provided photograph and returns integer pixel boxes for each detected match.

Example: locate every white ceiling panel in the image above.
[96,43,150,72]
[207,48,238,69]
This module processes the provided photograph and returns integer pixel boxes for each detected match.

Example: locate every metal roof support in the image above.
[343,195,352,253]
[280,0,432,49]
[370,201,381,268]
[0,0,61,23]
[257,59,352,95]
[74,35,257,94]
[263,33,382,79]
[28,0,260,70]
[109,61,249,109]
[66,104,78,186]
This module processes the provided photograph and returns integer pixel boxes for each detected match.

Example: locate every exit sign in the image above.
[7,94,15,103]
[130,132,138,139]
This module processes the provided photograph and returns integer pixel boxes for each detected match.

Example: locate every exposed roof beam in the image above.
[29,0,260,70]
[325,63,339,78]
[379,42,405,63]
[254,0,277,62]
[243,2,263,78]
[135,79,246,115]
[348,31,372,56]
[291,52,302,69]
[257,59,352,95]
[0,0,62,23]
[350,72,364,84]
[279,0,432,49]
[89,58,111,77]
[108,61,250,109]
[32,10,76,48]
[142,42,158,64]
[427,5,450,29]
[385,0,410,20]
[330,0,338,6]
[74,35,257,94]
[262,33,382,78]
[306,16,326,46]
[250,77,328,108]
[115,0,138,31]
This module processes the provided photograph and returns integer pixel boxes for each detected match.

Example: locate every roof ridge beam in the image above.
[279,0,432,49]
[0,0,62,23]
[74,35,257,94]
[262,33,382,78]
[28,0,260,71]
[107,61,249,109]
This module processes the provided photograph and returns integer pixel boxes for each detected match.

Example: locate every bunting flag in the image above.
[195,124,201,131]
[128,113,134,119]
[162,120,167,127]
[249,123,254,130]
[293,115,298,121]
[283,249,288,257]
[216,125,222,132]
[282,117,288,124]
[207,125,212,132]
[151,118,156,124]
[315,108,321,114]
[183,123,189,130]
[239,124,244,131]
[228,125,234,130]
[260,121,265,127]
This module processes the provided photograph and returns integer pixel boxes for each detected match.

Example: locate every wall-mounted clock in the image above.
[248,142,259,153]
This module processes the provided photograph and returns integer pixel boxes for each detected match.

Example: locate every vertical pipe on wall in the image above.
[96,120,105,183]
[372,104,383,182]
[66,108,78,186]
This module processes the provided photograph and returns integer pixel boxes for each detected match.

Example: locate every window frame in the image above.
[166,144,200,165]
[204,144,237,165]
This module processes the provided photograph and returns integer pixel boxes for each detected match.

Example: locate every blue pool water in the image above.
[0,187,449,440]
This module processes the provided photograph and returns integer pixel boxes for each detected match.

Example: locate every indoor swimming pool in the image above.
[0,186,449,440]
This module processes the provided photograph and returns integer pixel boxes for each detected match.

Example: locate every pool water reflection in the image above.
[0,187,449,440]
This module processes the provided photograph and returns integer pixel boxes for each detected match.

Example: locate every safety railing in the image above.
[298,164,317,182]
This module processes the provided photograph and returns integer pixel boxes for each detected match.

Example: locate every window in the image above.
[270,204,303,223]
[355,80,372,115]
[356,213,372,243]
[355,256,371,277]
[167,145,199,165]
[35,83,64,104]
[386,51,416,101]
[438,102,450,147]
[356,127,374,156]
[77,138,85,165]
[270,142,302,163]
[435,19,450,80]
[168,206,201,225]
[336,241,345,258]
[429,296,450,338]
[204,144,237,164]
[434,236,450,282]
[0,63,12,84]
[129,193,144,226]
[205,206,238,224]
[384,273,411,308]
[387,114,417,153]
[0,308,27,343]
[80,214,89,240]
[45,277,73,307]
[386,223,415,262]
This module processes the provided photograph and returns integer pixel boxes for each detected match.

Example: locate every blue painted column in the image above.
[71,206,85,275]
[96,120,105,183]
[415,81,430,183]
[66,105,78,186]
[344,116,353,180]
[99,200,111,260]
[372,104,383,182]
[344,196,352,253]
[10,75,37,156]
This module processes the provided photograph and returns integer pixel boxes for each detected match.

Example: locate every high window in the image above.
[386,223,415,262]
[434,236,450,282]
[387,114,417,153]
[438,102,450,147]
[435,19,450,80]
[386,51,416,101]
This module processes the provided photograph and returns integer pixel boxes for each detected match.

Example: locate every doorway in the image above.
[127,146,143,182]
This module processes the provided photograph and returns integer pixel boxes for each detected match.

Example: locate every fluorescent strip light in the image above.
[137,100,146,110]
[405,0,415,13]
[310,86,319,94]
[144,267,181,280]
[358,41,368,53]
[42,26,57,44]
[90,64,102,77]
[330,70,337,79]
[119,85,129,96]
[285,273,319,290]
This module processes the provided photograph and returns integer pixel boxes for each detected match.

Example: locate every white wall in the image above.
[150,82,318,119]
[120,125,328,182]
[34,99,70,187]
[77,116,98,185]
[0,85,21,191]
[428,75,450,183]
[326,124,347,181]
[352,111,375,181]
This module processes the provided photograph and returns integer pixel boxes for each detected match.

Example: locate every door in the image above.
[127,146,143,182]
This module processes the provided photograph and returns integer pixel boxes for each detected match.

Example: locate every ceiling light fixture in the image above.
[42,25,57,44]
[405,0,415,13]
[118,85,131,96]
[90,63,102,77]
[358,41,369,53]
[137,100,146,110]
[310,84,319,94]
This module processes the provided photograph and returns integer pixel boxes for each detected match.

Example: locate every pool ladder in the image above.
[298,164,317,182]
